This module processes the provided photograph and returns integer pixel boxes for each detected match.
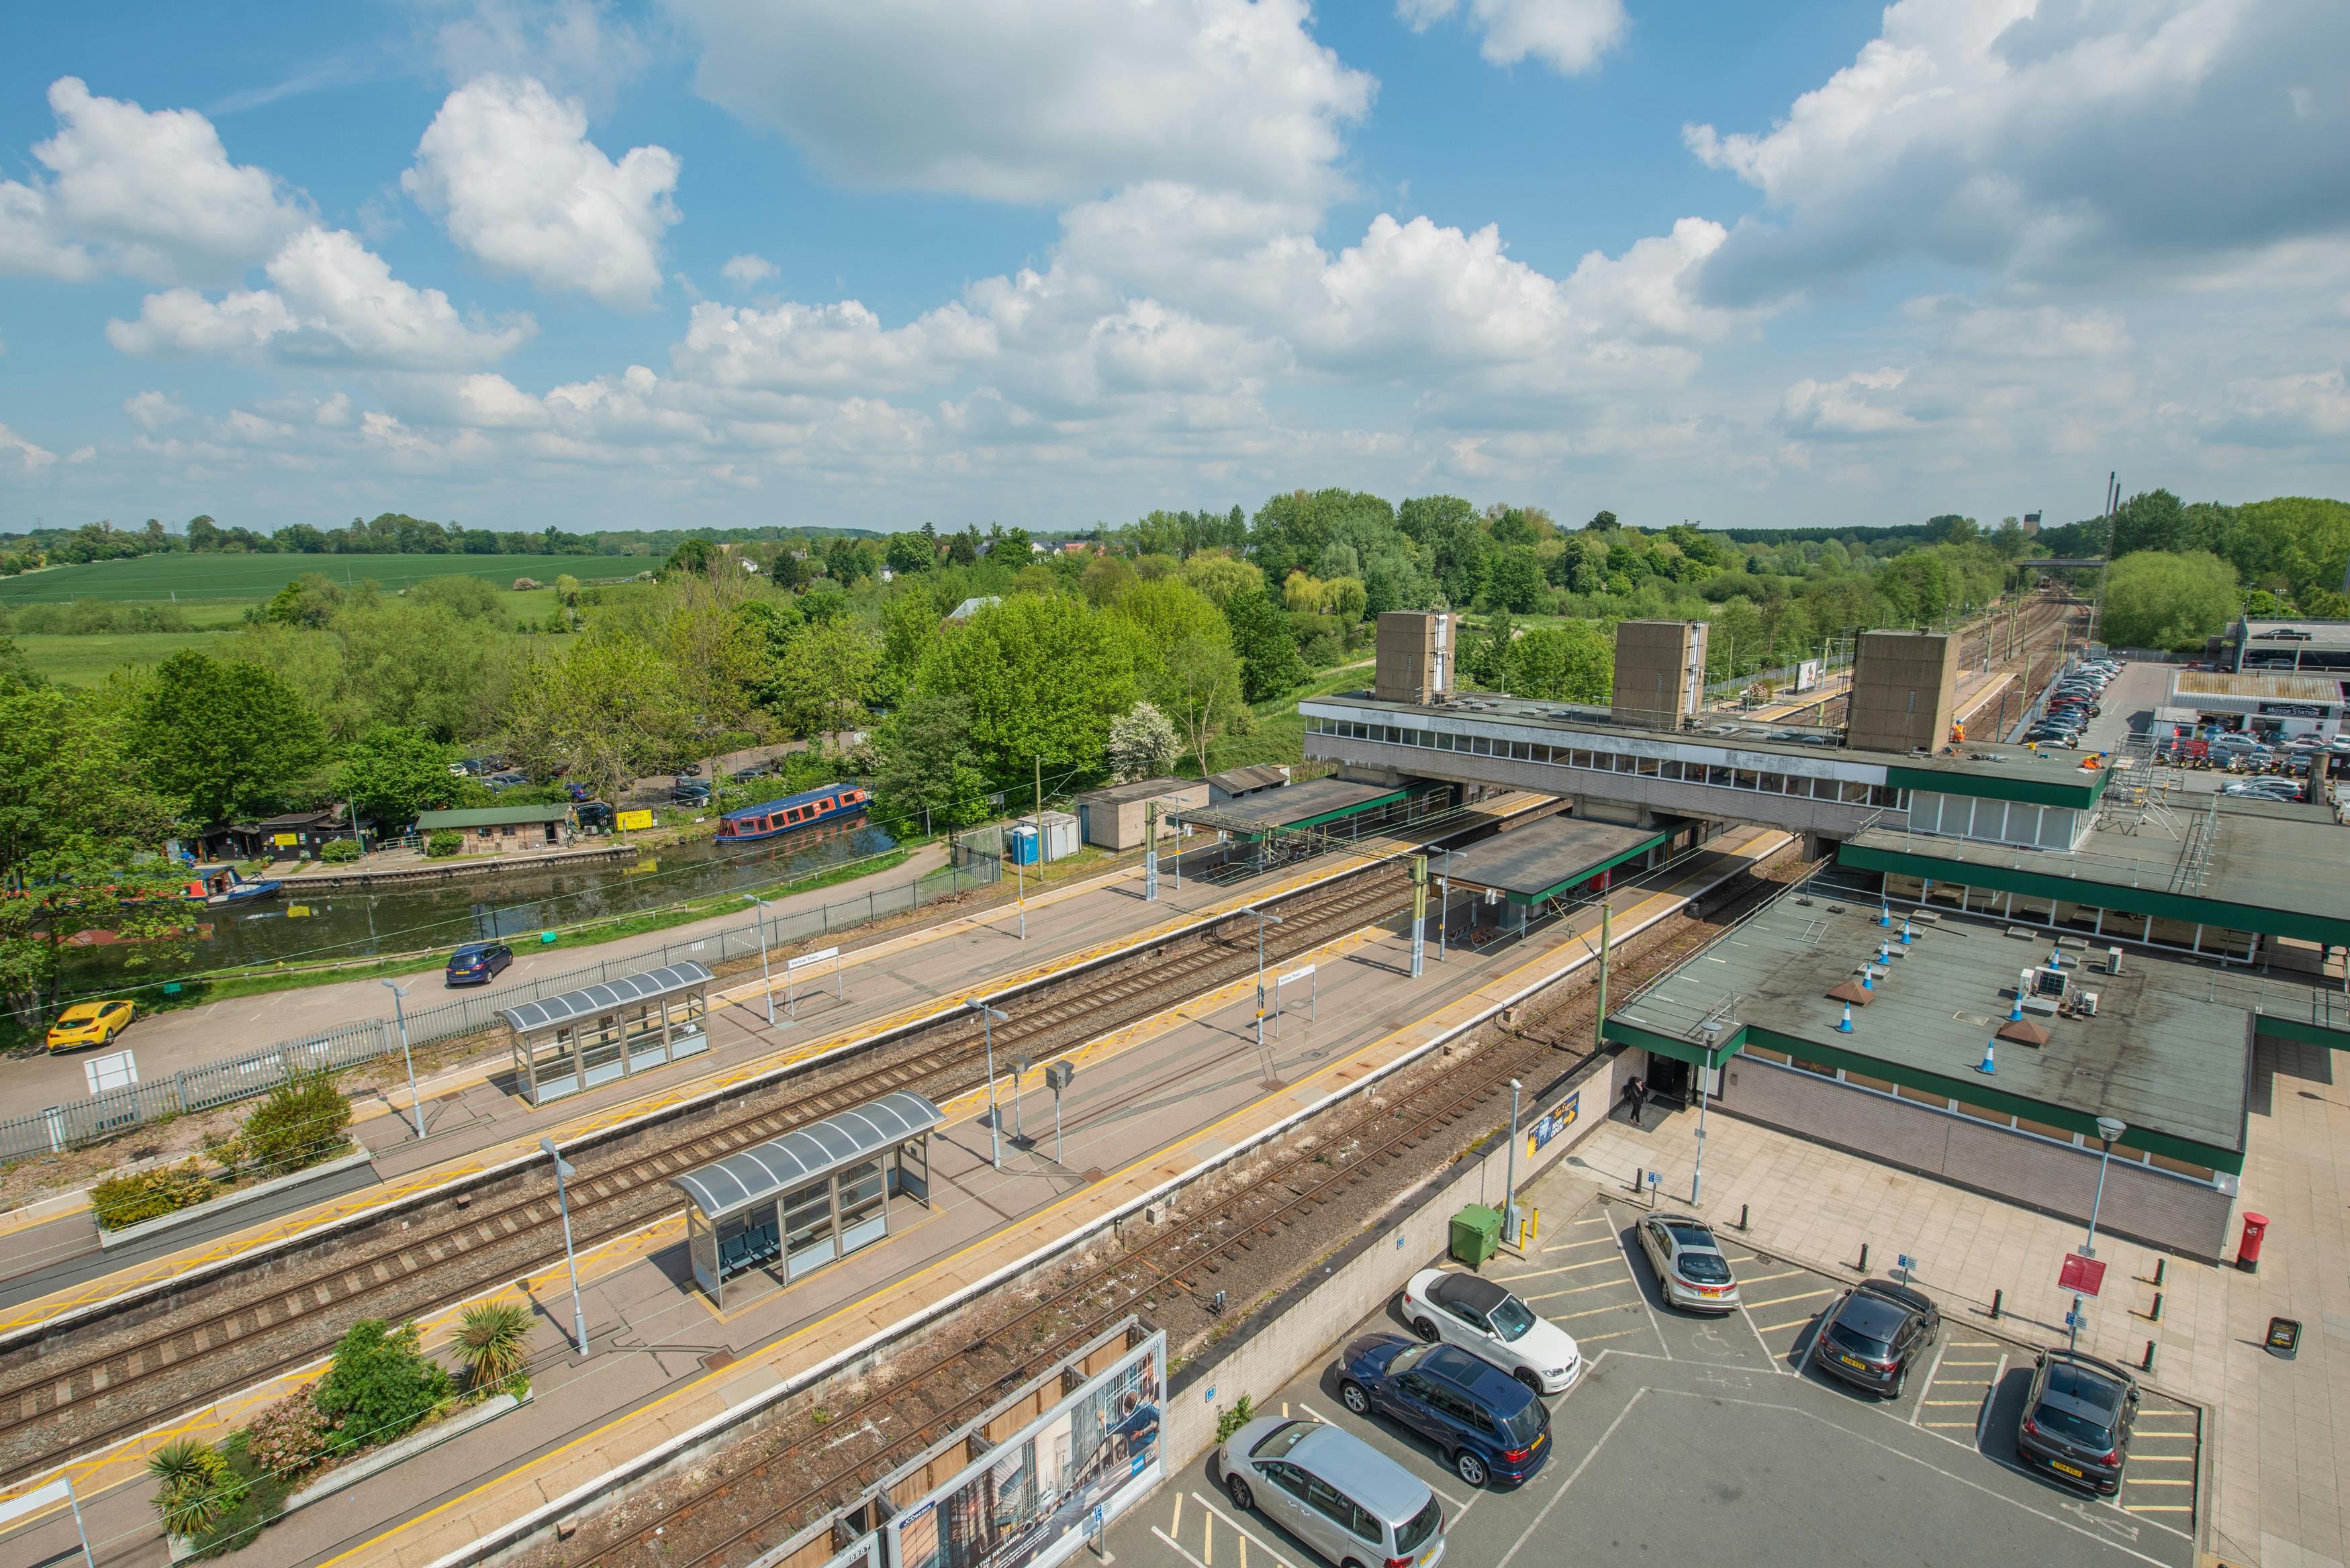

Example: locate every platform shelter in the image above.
[498,961,713,1105]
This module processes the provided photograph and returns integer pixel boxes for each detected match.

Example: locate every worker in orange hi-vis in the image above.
[1951,720,1965,744]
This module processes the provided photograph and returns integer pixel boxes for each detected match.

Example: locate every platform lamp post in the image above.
[539,1138,590,1355]
[742,893,775,1026]
[1243,907,1284,1058]
[2082,1115,2128,1261]
[966,999,1010,1169]
[379,980,425,1140]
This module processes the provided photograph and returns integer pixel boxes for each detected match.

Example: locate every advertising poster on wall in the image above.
[888,1334,1166,1568]
[1795,658,1825,693]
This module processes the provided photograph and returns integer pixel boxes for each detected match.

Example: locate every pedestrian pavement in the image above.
[1568,1030,2350,1568]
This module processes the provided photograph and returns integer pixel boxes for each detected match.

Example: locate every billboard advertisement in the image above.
[616,809,655,832]
[1793,658,1825,693]
[888,1334,1165,1568]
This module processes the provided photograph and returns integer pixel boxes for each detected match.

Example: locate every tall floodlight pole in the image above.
[966,999,1010,1169]
[742,893,775,1026]
[539,1138,590,1354]
[380,980,425,1140]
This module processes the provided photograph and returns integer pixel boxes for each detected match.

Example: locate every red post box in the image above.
[2237,1212,2270,1273]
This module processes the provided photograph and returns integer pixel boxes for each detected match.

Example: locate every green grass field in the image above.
[11,631,238,684]
[0,553,643,604]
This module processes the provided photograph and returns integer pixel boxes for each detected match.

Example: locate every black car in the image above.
[2016,1350,2138,1494]
[444,941,513,987]
[1807,1279,1938,1397]
[672,780,714,805]
[1335,1336,1551,1488]
[575,801,616,831]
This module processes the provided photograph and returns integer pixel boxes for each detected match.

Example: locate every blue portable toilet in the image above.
[1008,824,1040,866]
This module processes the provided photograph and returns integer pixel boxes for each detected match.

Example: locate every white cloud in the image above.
[0,177,98,281]
[432,0,651,107]
[1397,0,1628,76]
[1685,0,2350,303]
[107,227,533,369]
[0,424,59,473]
[1779,367,1921,438]
[668,0,1374,205]
[673,297,994,393]
[29,77,307,284]
[124,390,191,431]
[2206,370,2350,448]
[720,253,778,288]
[404,76,679,309]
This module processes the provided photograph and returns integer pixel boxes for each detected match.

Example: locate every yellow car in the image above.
[46,1000,135,1052]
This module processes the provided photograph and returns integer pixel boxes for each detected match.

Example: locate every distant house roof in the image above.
[946,595,1001,622]
[1205,765,1291,797]
[415,805,573,830]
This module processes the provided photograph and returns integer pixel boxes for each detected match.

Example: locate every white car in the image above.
[1399,1269,1581,1395]
[1634,1214,1742,1314]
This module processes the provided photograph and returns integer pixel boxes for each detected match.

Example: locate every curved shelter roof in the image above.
[673,1091,945,1220]
[497,961,714,1034]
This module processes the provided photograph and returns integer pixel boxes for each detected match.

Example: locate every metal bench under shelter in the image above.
[673,1090,944,1308]
[498,961,713,1106]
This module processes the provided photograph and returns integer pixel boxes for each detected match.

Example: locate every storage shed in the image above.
[673,1090,944,1307]
[1205,765,1290,805]
[499,961,712,1104]
[1075,778,1209,851]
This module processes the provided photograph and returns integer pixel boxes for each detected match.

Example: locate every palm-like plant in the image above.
[453,1299,534,1393]
[147,1436,238,1538]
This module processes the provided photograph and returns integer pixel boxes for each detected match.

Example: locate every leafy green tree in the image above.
[315,1320,451,1455]
[1585,509,1619,532]
[1105,700,1181,781]
[871,692,992,832]
[885,532,935,575]
[502,636,696,801]
[0,685,187,1028]
[2108,489,2188,557]
[1180,552,1264,608]
[770,619,881,739]
[334,725,470,827]
[1506,623,1613,701]
[661,537,720,577]
[1485,548,1548,613]
[1220,587,1305,701]
[1157,636,1246,773]
[913,595,1137,787]
[2100,550,2239,649]
[1252,489,1396,584]
[137,650,328,824]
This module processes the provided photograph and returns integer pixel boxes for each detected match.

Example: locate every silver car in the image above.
[1634,1214,1742,1313]
[1219,1417,1447,1568]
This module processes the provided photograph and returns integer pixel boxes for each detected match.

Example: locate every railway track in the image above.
[0,862,1422,1483]
[542,842,1812,1568]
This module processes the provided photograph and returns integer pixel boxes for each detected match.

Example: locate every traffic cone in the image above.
[1879,901,1892,927]
[2008,989,2024,1023]
[1977,1039,1997,1075]
[1836,1002,1854,1034]
[1899,918,1915,945]
[1861,965,1874,991]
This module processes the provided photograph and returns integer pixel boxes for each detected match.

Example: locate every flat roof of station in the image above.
[1307,689,2114,806]
[2171,670,2343,703]
[1180,775,1416,836]
[1607,879,2257,1165]
[1840,795,2350,947]
[1442,815,1671,904]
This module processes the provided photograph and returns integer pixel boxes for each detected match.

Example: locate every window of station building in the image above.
[1735,769,1760,790]
[1570,748,1595,770]
[1840,780,1872,803]
[1758,771,1785,794]
[1636,754,1661,777]
[1884,875,1926,899]
[1707,764,1734,787]
[2204,926,2257,961]
[1741,1044,1790,1065]
[1512,740,1535,761]
[2147,914,2199,948]
[1659,758,1685,781]
[2147,1150,2217,1182]
[1844,1069,1897,1095]
[1926,881,1967,910]
[2012,893,2055,923]
[2055,899,2100,933]
[1953,1098,2014,1128]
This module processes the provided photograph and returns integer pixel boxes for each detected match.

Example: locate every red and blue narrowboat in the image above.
[715,783,871,844]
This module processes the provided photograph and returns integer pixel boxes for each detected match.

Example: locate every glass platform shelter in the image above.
[673,1090,945,1309]
[498,961,714,1105]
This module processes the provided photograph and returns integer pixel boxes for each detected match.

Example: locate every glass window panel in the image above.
[1895,1083,1952,1109]
[1638,755,1660,776]
[2147,1152,2215,1181]
[1955,1099,2014,1128]
[1844,1071,1896,1095]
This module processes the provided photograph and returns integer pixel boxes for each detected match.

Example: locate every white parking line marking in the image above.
[1503,1257,1624,1281]
[1572,1328,1646,1344]
[1603,1204,1673,1359]
[1494,1388,1649,1568]
[1911,1334,1954,1426]
[1555,1303,1646,1321]
[1190,1492,1297,1568]
[2126,1479,2193,1487]
[1522,1277,1639,1302]
[1975,1353,2008,1446]
[1758,1316,1820,1333]
[1154,1526,1209,1568]
[1744,1288,1833,1310]
[1734,1268,1809,1285]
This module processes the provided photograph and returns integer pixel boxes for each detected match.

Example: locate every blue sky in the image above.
[3,0,2345,537]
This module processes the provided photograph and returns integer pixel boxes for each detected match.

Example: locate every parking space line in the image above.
[1974,1353,2008,1446]
[1757,1316,1821,1333]
[1734,1300,1789,1372]
[1503,1257,1624,1281]
[1921,1422,1977,1429]
[1522,1277,1638,1302]
[1154,1526,1211,1568]
[1573,1328,1646,1344]
[2126,1479,2193,1486]
[1910,1334,1955,1426]
[1554,1303,1646,1322]
[1744,1288,1832,1310]
[1601,1205,1673,1359]
[1190,1492,1299,1568]
[1733,1268,1808,1285]
[2123,1505,2192,1513]
[1540,1236,1619,1253]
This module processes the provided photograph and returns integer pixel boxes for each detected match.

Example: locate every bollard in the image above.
[1738,1202,1750,1232]
[1989,1288,2003,1320]
[1635,1167,1646,1196]
[2151,1257,2166,1287]
[1856,1242,1869,1272]
[2141,1340,2157,1373]
[2148,1291,2164,1323]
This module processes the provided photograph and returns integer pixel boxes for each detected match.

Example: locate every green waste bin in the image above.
[1450,1204,1503,1267]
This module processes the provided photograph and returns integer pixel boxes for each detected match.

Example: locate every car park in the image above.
[1334,1336,1551,1487]
[444,941,514,987]
[2016,1349,2138,1495]
[673,780,714,806]
[1399,1269,1583,1394]
[1217,1417,1448,1568]
[1634,1214,1741,1312]
[46,999,135,1051]
[1807,1279,1939,1398]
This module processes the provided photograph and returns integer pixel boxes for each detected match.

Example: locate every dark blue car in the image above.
[1335,1335,1550,1488]
[444,941,512,987]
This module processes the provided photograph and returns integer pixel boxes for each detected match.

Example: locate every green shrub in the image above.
[92,1160,221,1232]
[148,1437,244,1539]
[319,838,362,864]
[1213,1394,1257,1444]
[315,1320,451,1455]
[425,829,463,858]
[453,1299,534,1395]
[235,1074,350,1177]
[177,1432,292,1560]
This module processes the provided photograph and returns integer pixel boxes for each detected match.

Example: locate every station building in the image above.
[2155,668,2347,742]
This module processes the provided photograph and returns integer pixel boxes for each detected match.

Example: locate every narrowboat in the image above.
[180,863,287,906]
[715,783,870,844]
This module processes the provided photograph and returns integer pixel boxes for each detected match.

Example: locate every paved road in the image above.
[1111,1187,2199,1568]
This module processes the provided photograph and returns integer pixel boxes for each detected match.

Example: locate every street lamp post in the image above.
[1503,1078,1521,1242]
[379,980,425,1140]
[966,999,1010,1169]
[1436,850,1454,961]
[742,893,775,1026]
[2083,1115,2128,1260]
[539,1137,590,1355]
[1243,908,1284,1058]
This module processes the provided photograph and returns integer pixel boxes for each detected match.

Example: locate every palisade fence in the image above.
[0,852,1003,1169]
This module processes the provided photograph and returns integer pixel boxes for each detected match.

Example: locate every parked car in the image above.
[672,780,714,806]
[485,770,528,789]
[1218,1418,1448,1568]
[677,762,703,777]
[1399,1269,1583,1394]
[1335,1336,1550,1487]
[1634,1214,1742,1313]
[2016,1349,2138,1495]
[1807,1279,1939,1398]
[444,941,514,987]
[575,801,616,830]
[46,999,134,1052]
